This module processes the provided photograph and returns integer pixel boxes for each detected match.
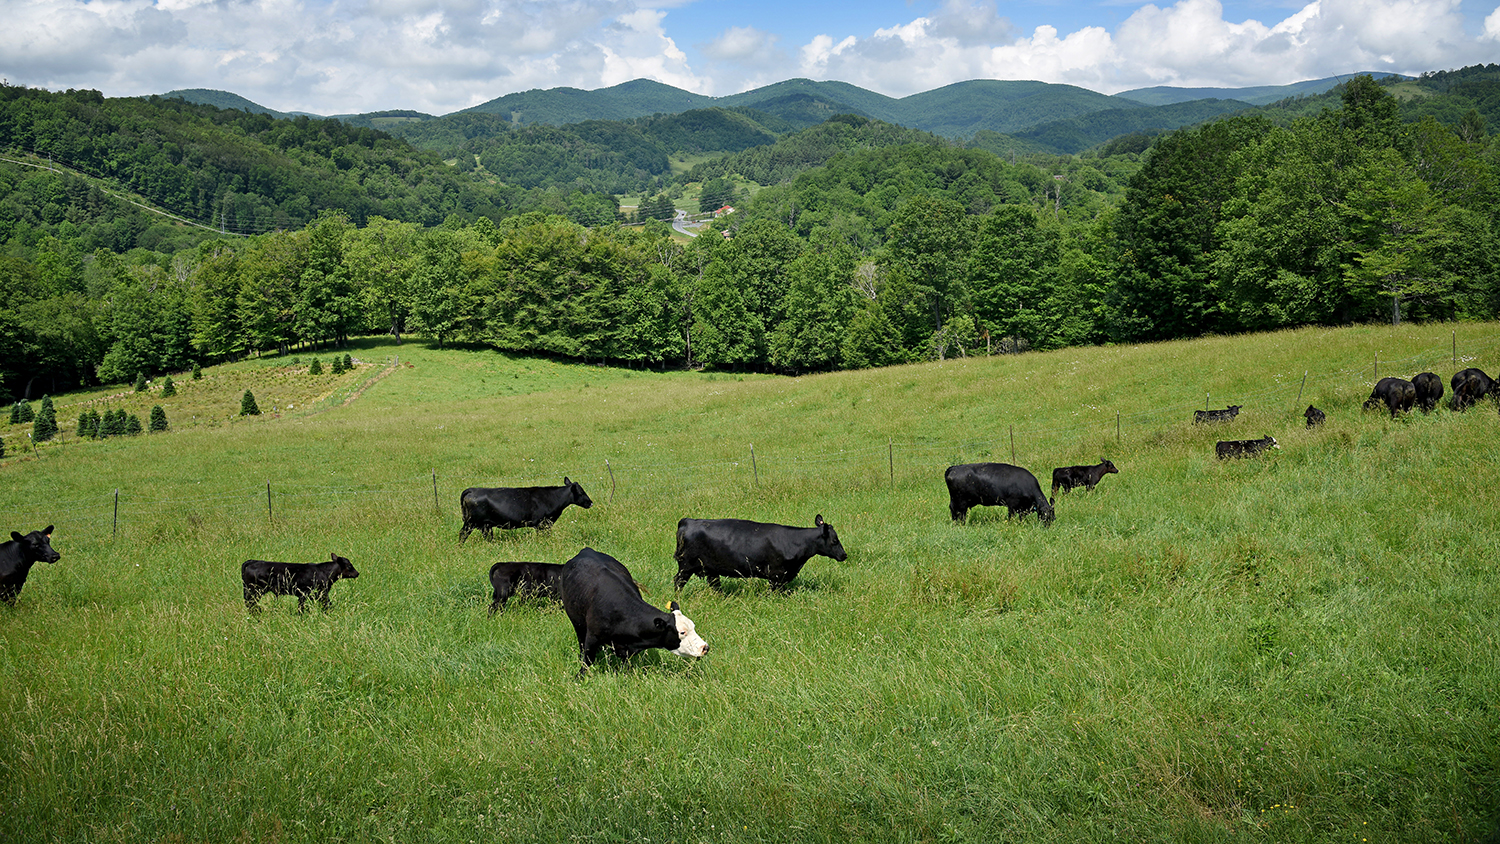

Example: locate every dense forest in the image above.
[1,71,1497,399]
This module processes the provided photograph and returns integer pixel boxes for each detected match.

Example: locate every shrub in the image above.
[149,406,168,433]
[99,409,123,438]
[191,362,202,380]
[240,390,261,416]
[309,359,323,375]
[134,373,147,392]
[32,396,57,443]
[125,414,143,436]
[330,357,344,375]
[11,400,34,425]
[0,434,4,458]
[82,409,100,438]
[161,376,176,397]
[343,353,353,370]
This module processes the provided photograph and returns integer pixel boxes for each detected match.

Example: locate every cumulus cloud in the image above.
[0,0,1494,115]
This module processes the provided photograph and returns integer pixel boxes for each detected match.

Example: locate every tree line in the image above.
[1,76,1496,399]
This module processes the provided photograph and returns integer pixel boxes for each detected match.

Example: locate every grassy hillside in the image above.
[2,323,1498,842]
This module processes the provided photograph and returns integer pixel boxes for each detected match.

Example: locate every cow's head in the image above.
[10,526,60,565]
[1099,459,1118,474]
[564,477,594,509]
[1037,499,1056,527]
[331,553,359,579]
[666,600,709,659]
[813,514,848,561]
[1265,436,1280,449]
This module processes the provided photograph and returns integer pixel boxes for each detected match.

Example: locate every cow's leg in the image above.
[317,589,332,611]
[707,574,723,590]
[296,593,308,613]
[243,587,262,613]
[949,502,967,523]
[673,567,692,591]
[0,586,19,606]
[459,523,472,543]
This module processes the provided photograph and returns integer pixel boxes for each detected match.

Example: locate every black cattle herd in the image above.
[2,365,1493,674]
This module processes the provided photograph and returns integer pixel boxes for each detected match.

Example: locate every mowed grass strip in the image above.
[1,322,1498,843]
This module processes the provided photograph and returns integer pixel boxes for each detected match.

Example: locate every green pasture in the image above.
[2,323,1498,842]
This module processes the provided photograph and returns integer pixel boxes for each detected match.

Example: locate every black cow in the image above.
[1364,377,1416,417]
[1216,436,1279,459]
[673,515,847,592]
[945,463,1055,525]
[488,561,565,614]
[1304,405,1325,428]
[1049,459,1118,503]
[458,478,593,542]
[1194,405,1242,424]
[1450,368,1495,411]
[1411,372,1443,413]
[0,526,61,606]
[560,547,709,676]
[241,553,360,613]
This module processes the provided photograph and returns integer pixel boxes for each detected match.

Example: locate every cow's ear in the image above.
[563,476,572,486]
[815,514,825,527]
[331,552,338,562]
[44,525,54,535]
[10,532,21,543]
[667,600,680,613]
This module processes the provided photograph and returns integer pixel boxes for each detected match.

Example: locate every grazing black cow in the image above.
[488,561,565,614]
[1411,372,1443,413]
[241,553,359,613]
[0,526,61,606]
[945,463,1055,525]
[1049,459,1118,503]
[560,547,708,676]
[1216,436,1279,459]
[1450,368,1495,411]
[673,515,847,592]
[1304,405,1325,428]
[1194,405,1242,424]
[1364,377,1416,417]
[458,478,593,542]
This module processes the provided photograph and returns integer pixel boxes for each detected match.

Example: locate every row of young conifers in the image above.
[5,365,1492,674]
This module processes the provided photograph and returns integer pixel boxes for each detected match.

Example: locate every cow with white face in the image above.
[560,547,709,676]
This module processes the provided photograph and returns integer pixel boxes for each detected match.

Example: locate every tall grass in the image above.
[2,323,1497,842]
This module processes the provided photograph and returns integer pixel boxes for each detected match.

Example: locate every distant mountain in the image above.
[891,79,1135,136]
[461,78,714,124]
[1117,72,1412,106]
[160,88,297,118]
[1013,98,1253,154]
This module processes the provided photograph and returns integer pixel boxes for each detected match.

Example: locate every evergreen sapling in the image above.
[240,391,261,416]
[149,406,168,432]
[309,359,323,375]
[32,397,57,442]
[134,373,147,392]
[161,376,176,397]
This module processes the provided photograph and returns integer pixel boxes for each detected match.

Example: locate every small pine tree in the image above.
[85,409,101,439]
[125,414,143,436]
[161,376,176,397]
[344,353,353,370]
[149,405,168,432]
[309,358,323,375]
[191,362,202,380]
[7,402,17,425]
[12,400,34,424]
[32,396,57,443]
[330,357,344,375]
[77,412,91,438]
[240,390,261,416]
[0,435,5,459]
[134,372,147,392]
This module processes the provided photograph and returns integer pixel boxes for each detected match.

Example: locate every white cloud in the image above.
[1487,5,1500,40]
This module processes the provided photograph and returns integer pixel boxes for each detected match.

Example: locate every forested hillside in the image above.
[2,73,1497,403]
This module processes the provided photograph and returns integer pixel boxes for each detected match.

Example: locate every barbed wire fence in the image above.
[4,332,1497,543]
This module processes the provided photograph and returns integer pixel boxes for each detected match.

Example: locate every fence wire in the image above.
[5,332,1496,541]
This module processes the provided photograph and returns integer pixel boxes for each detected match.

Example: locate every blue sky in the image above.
[2,0,1497,115]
